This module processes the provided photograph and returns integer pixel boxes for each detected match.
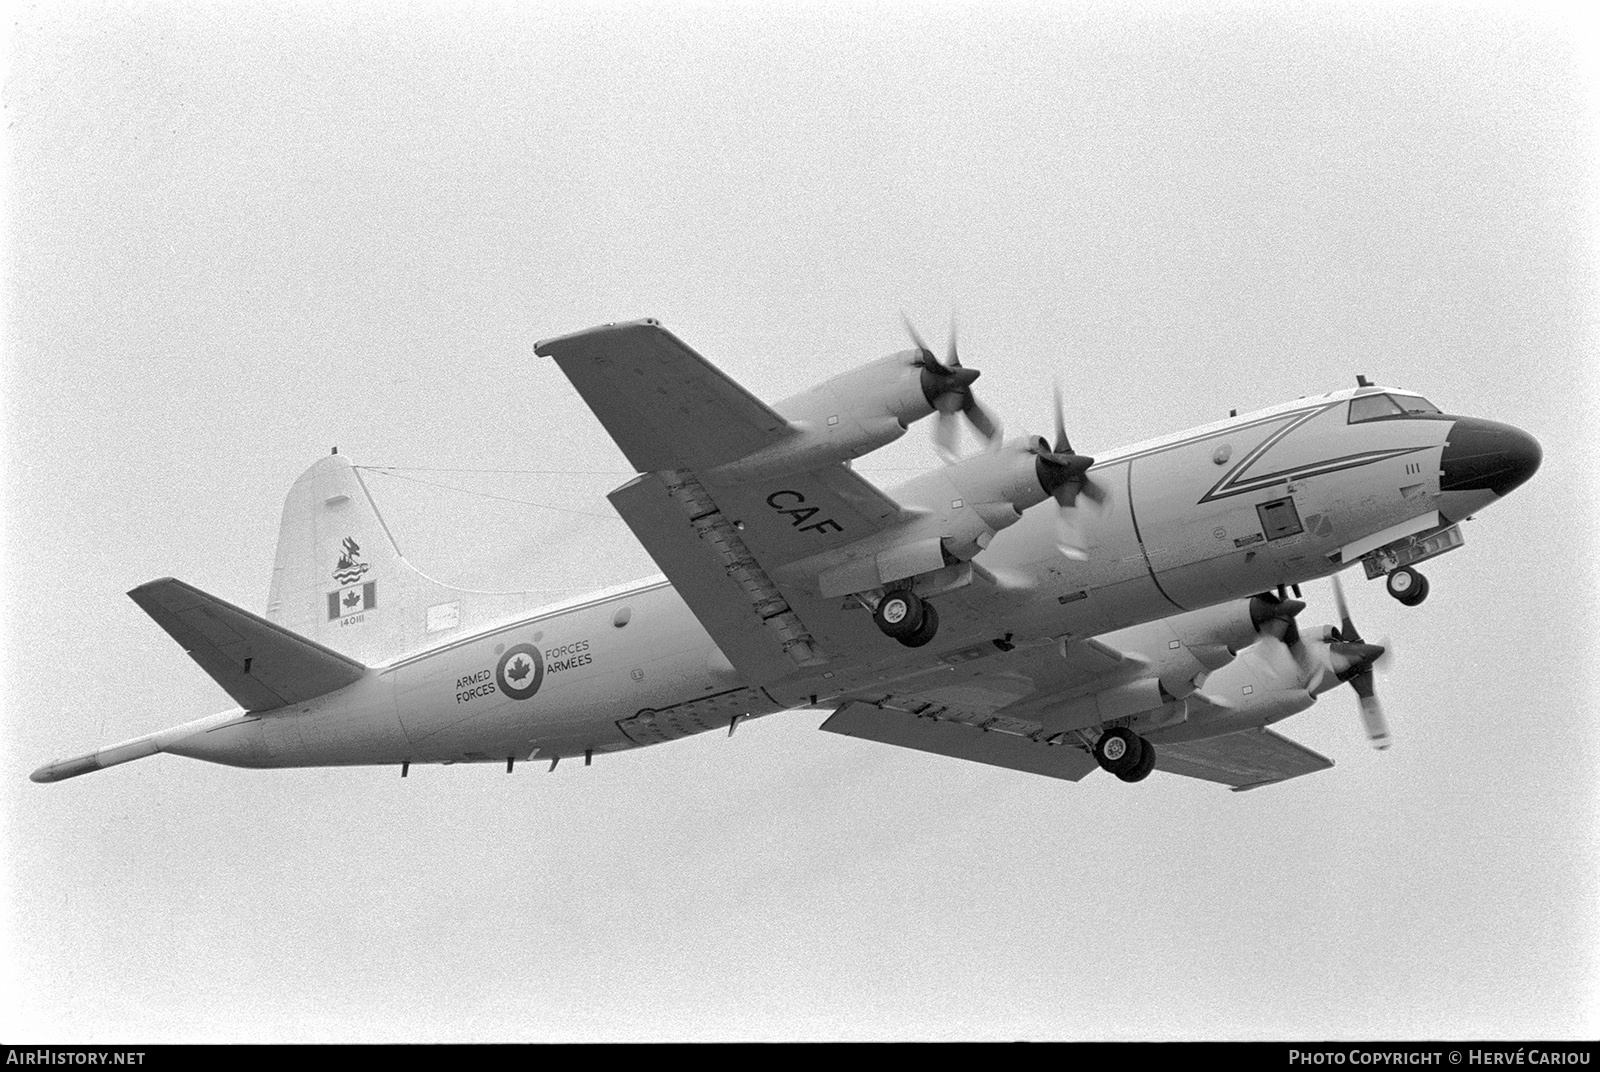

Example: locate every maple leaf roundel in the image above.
[495,643,545,701]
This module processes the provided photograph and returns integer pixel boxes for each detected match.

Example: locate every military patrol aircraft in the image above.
[32,321,1541,790]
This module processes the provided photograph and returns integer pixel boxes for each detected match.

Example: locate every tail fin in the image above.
[266,454,540,664]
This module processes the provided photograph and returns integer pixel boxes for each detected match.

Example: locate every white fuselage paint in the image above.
[164,392,1474,772]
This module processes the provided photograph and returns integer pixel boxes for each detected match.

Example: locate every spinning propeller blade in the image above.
[1249,592,1307,680]
[906,315,1001,457]
[1032,381,1111,557]
[1329,572,1390,749]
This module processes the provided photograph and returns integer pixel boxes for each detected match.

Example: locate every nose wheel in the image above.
[874,591,940,647]
[1094,727,1157,783]
[1386,566,1430,606]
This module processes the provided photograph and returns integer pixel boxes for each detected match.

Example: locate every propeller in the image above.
[1031,382,1110,559]
[1247,582,1392,748]
[1248,591,1308,681]
[1328,572,1391,750]
[904,315,1002,458]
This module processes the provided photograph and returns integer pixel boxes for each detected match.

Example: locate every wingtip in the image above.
[534,318,664,357]
[127,577,179,599]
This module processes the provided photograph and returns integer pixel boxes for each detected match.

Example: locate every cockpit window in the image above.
[1348,394,1402,422]
[1390,394,1440,414]
[1348,393,1441,423]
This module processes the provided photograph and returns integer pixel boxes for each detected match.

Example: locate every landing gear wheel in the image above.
[1094,727,1145,777]
[1386,566,1430,607]
[874,591,925,640]
[898,600,940,648]
[1117,736,1157,783]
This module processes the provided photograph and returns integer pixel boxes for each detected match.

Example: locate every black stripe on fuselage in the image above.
[1196,405,1334,504]
[1094,401,1338,469]
[1200,444,1435,504]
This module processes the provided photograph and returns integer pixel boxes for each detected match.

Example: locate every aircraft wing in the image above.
[814,636,1150,782]
[819,642,1333,790]
[1151,728,1334,791]
[539,321,916,681]
[534,320,790,472]
[819,701,1100,782]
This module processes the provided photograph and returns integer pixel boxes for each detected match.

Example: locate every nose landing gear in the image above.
[873,591,940,647]
[1386,566,1430,606]
[1094,726,1157,783]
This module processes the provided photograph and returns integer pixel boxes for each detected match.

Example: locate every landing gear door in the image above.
[1362,522,1465,579]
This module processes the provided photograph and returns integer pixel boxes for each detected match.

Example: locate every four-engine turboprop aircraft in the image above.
[31,321,1541,790]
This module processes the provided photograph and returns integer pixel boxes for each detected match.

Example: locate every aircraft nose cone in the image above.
[1439,418,1542,497]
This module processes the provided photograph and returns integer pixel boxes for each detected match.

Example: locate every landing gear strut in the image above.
[1094,727,1156,783]
[1386,566,1430,607]
[873,591,940,647]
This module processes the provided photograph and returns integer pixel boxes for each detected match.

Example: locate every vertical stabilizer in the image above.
[266,454,541,664]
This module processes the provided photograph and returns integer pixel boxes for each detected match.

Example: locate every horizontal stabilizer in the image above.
[820,702,1100,782]
[130,578,367,712]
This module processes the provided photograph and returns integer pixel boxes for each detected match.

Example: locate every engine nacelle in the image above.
[889,437,1057,559]
[709,350,935,481]
[1036,677,1170,735]
[1024,602,1270,735]
[1083,599,1260,705]
[800,438,1057,597]
[1164,600,1262,664]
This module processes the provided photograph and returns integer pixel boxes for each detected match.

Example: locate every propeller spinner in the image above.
[1030,383,1110,559]
[904,316,1002,458]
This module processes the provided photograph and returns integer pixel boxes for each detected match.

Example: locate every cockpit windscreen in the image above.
[1348,393,1441,422]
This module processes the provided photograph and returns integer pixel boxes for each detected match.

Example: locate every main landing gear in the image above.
[1386,566,1430,607]
[1094,727,1157,783]
[873,590,940,647]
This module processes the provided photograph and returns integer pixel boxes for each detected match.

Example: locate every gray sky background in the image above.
[3,1,1596,1042]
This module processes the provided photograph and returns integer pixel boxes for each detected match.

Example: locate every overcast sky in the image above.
[3,1,1597,1042]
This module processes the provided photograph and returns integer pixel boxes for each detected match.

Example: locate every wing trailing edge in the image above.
[819,701,1101,782]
